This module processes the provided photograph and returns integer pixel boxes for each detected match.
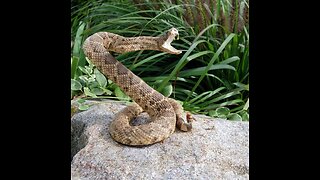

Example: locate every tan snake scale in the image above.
[82,28,192,146]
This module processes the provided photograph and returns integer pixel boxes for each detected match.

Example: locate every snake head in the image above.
[161,28,182,55]
[168,27,179,40]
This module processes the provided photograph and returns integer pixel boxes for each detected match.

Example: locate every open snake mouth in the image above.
[161,28,182,54]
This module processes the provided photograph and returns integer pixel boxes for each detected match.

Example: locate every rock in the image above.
[71,100,249,180]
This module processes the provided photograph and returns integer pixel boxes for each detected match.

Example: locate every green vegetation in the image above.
[71,0,249,121]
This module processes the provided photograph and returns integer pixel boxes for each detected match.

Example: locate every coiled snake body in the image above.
[82,28,192,146]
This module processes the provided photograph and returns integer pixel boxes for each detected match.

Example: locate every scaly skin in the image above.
[82,28,191,146]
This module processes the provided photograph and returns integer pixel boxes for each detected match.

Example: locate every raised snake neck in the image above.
[82,28,191,146]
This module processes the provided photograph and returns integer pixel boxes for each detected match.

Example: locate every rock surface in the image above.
[71,100,249,180]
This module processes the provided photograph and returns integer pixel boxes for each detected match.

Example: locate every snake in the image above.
[82,28,192,146]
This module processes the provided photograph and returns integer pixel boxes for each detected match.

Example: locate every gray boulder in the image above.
[71,100,249,180]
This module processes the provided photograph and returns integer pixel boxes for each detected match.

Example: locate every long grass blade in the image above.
[186,33,236,101]
[157,39,207,91]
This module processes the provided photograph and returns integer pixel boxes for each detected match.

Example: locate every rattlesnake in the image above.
[82,28,192,146]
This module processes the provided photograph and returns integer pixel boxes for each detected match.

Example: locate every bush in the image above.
[71,0,249,121]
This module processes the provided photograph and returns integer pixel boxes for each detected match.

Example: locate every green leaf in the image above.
[207,41,214,51]
[187,91,211,105]
[243,98,249,110]
[71,79,82,90]
[233,82,249,91]
[240,111,249,121]
[85,57,94,66]
[84,87,97,98]
[76,99,86,104]
[114,87,130,101]
[100,87,113,95]
[79,75,89,83]
[85,66,93,74]
[186,51,213,61]
[78,66,89,75]
[219,56,240,64]
[203,99,244,110]
[160,83,173,97]
[87,76,96,83]
[108,83,118,91]
[78,104,90,111]
[179,64,236,77]
[72,22,85,57]
[71,56,79,79]
[94,69,107,87]
[208,110,218,117]
[228,113,242,121]
[188,87,225,104]
[216,107,230,116]
[206,91,241,104]
[130,52,167,69]
[217,114,227,119]
[91,87,105,95]
[89,81,99,89]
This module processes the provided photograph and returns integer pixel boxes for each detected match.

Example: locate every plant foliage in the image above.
[71,0,249,121]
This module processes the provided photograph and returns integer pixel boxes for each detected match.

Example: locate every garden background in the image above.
[71,0,249,121]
